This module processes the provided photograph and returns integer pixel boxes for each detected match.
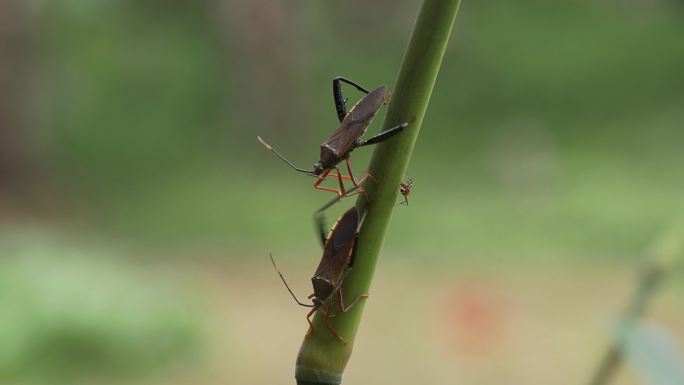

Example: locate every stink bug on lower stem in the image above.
[258,76,408,198]
[269,206,368,343]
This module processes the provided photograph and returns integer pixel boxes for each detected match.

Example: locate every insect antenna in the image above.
[269,253,314,308]
[257,136,315,176]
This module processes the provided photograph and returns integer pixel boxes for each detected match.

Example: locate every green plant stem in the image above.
[295,1,461,384]
[588,221,684,385]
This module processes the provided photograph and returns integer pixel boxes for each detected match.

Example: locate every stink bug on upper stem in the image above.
[269,205,368,343]
[258,76,408,199]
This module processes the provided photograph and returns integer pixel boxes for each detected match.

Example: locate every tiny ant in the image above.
[399,177,414,205]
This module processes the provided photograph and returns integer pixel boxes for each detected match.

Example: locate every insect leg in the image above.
[333,76,371,122]
[355,122,408,148]
[313,169,343,197]
[338,287,369,313]
[342,158,370,200]
[333,166,348,197]
[306,308,317,336]
[347,210,366,267]
[322,303,347,343]
[344,158,360,186]
[327,171,353,182]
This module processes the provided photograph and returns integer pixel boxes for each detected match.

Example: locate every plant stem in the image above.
[295,1,461,384]
[588,221,684,385]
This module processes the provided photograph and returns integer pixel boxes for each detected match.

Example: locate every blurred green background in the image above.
[1,0,683,384]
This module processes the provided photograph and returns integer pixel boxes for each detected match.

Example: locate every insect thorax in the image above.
[318,144,340,170]
[311,276,335,303]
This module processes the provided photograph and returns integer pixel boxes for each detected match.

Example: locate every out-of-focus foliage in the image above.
[0,233,201,383]
[1,0,683,383]
[624,322,684,385]
[14,0,683,259]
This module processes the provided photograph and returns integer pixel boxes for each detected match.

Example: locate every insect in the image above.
[270,205,368,343]
[258,76,408,197]
[399,177,414,205]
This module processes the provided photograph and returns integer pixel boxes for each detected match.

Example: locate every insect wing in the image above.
[313,207,359,288]
[324,86,386,156]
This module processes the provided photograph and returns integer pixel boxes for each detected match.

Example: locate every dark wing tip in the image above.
[371,85,387,98]
[340,206,360,225]
[329,207,360,251]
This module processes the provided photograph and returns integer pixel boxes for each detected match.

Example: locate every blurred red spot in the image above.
[440,283,510,355]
